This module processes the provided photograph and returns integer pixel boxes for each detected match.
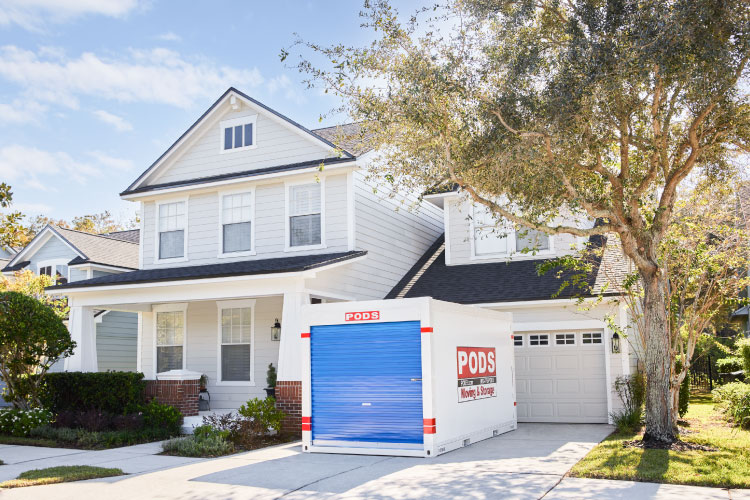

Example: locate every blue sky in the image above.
[0,0,423,224]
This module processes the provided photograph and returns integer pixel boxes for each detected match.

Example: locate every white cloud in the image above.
[266,74,306,105]
[87,150,134,171]
[92,109,133,132]
[0,45,265,109]
[0,99,46,125]
[156,32,181,42]
[0,0,140,31]
[11,202,52,214]
[0,145,106,191]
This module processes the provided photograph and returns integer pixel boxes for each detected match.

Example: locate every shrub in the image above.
[738,338,750,375]
[716,357,744,373]
[238,397,284,435]
[141,400,182,435]
[162,434,234,458]
[201,399,285,449]
[266,363,277,388]
[610,373,645,433]
[0,291,75,409]
[29,424,176,449]
[192,424,229,441]
[0,408,53,437]
[40,372,146,415]
[713,381,750,429]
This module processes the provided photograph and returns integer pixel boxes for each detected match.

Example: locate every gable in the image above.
[23,232,81,272]
[128,89,349,191]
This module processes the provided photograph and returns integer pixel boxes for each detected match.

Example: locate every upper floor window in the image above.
[158,201,186,260]
[39,262,68,285]
[221,192,253,254]
[472,204,551,257]
[220,116,257,153]
[288,182,322,248]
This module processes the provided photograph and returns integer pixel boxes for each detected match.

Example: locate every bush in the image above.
[238,397,284,435]
[0,408,53,437]
[29,424,177,449]
[201,399,285,449]
[738,338,750,374]
[611,373,645,433]
[162,434,234,457]
[0,291,75,409]
[141,400,182,435]
[716,357,744,373]
[713,381,750,428]
[40,372,146,415]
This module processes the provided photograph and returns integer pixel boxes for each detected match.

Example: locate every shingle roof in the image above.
[386,233,628,304]
[2,260,29,272]
[51,227,139,270]
[48,250,367,290]
[313,122,374,157]
[102,229,140,244]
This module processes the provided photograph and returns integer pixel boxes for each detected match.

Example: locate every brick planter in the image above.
[145,375,200,417]
[275,380,302,434]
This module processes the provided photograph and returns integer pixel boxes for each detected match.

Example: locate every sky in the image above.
[0,0,424,225]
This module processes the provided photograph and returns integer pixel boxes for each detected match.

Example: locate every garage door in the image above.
[514,331,608,423]
[310,320,424,447]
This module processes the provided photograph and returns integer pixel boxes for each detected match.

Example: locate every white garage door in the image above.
[514,331,608,423]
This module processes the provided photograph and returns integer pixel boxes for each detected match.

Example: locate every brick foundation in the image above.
[145,379,199,416]
[275,380,302,434]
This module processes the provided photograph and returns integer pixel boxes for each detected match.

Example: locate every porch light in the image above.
[271,319,281,341]
[611,332,621,354]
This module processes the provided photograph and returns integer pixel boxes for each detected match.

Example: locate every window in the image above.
[158,201,186,260]
[473,205,509,256]
[513,335,523,347]
[582,332,603,344]
[516,228,550,252]
[220,116,257,153]
[38,261,68,285]
[221,192,253,254]
[529,334,549,346]
[156,310,185,373]
[288,182,322,248]
[555,333,576,345]
[218,302,254,383]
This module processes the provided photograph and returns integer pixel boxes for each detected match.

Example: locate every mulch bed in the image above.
[622,439,717,452]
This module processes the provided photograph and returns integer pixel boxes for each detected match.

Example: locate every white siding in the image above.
[141,173,351,269]
[144,106,333,187]
[69,268,89,282]
[97,311,137,372]
[27,236,76,271]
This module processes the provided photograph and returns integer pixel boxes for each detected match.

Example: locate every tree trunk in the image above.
[641,271,677,444]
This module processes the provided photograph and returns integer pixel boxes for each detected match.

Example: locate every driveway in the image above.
[0,424,743,499]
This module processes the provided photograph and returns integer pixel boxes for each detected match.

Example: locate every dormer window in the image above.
[472,204,552,258]
[220,115,257,153]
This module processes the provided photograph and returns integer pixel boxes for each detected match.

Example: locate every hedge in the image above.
[40,372,146,415]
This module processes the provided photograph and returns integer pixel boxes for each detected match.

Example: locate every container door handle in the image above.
[410,378,422,382]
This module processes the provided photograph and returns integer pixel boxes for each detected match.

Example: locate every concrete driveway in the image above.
[0,423,742,499]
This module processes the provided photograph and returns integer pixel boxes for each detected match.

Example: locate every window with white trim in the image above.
[473,205,509,256]
[158,201,186,259]
[529,334,549,346]
[221,192,252,254]
[219,306,252,382]
[516,227,550,252]
[288,183,322,247]
[38,262,68,285]
[513,335,524,347]
[220,116,256,152]
[156,311,184,373]
[555,333,576,345]
[582,332,603,344]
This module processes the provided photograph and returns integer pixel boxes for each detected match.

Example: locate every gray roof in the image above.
[102,229,140,244]
[53,227,139,269]
[313,122,373,157]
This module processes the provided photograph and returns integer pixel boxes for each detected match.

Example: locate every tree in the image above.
[290,0,750,443]
[0,291,75,409]
[0,183,27,249]
[71,211,127,234]
[0,270,69,319]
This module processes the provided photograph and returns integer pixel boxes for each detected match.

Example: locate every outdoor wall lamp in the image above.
[611,332,621,354]
[271,319,281,341]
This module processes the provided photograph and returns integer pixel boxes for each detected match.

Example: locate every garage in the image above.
[514,330,608,423]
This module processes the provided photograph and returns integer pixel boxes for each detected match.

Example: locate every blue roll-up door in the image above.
[310,320,423,445]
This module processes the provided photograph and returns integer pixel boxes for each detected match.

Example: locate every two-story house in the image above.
[49,88,443,425]
[386,190,636,424]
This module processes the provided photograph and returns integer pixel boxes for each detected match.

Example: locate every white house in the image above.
[48,88,443,426]
[386,191,637,423]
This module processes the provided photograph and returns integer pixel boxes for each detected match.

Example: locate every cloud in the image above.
[0,145,109,191]
[156,32,181,42]
[0,45,265,109]
[0,0,140,31]
[267,74,306,105]
[92,109,133,132]
[11,202,52,214]
[87,150,134,171]
[0,99,46,125]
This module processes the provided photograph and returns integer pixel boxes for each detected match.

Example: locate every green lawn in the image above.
[0,435,70,448]
[571,393,750,489]
[0,466,124,489]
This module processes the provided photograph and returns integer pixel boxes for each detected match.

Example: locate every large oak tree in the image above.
[291,0,750,443]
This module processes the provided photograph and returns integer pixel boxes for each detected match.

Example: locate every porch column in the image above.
[64,306,98,372]
[276,290,309,433]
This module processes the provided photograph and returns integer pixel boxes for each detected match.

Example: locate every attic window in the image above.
[220,115,257,153]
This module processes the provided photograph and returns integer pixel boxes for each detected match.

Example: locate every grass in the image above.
[571,392,750,489]
[0,466,124,489]
[0,435,73,449]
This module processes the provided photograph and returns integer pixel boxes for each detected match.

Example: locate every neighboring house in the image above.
[2,225,140,373]
[48,88,443,420]
[385,191,636,423]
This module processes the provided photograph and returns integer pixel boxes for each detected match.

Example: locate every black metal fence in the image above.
[689,355,714,391]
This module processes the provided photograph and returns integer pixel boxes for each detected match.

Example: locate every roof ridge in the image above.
[312,121,365,132]
[54,225,139,244]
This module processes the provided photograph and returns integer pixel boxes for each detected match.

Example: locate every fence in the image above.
[689,355,714,392]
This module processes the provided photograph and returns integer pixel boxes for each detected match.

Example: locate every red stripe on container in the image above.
[423,418,436,426]
[301,417,311,424]
[301,424,311,431]
[420,327,433,333]
[301,332,310,338]
[511,334,514,339]
[423,426,436,434]
[514,401,517,406]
